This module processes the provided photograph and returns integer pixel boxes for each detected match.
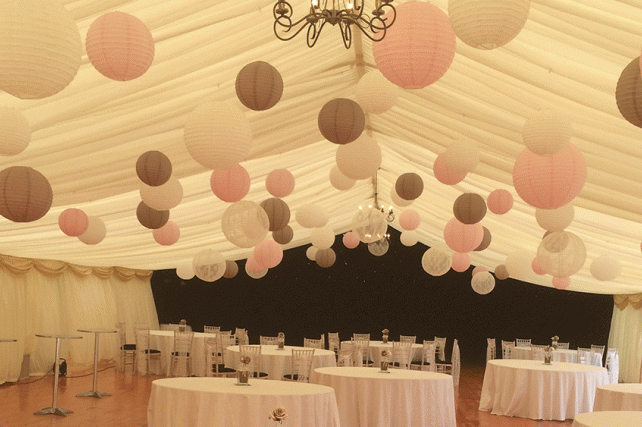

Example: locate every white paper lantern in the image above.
[355,70,399,114]
[400,230,419,247]
[140,176,183,211]
[535,204,574,232]
[0,0,82,99]
[537,231,586,278]
[193,249,226,282]
[0,107,30,156]
[471,271,496,295]
[245,262,268,279]
[443,138,480,174]
[306,246,318,261]
[78,216,106,245]
[176,263,195,280]
[310,226,335,250]
[422,248,452,277]
[368,238,390,256]
[505,249,537,282]
[295,204,328,228]
[336,135,382,180]
[221,201,269,248]
[329,165,356,190]
[351,206,387,244]
[522,109,572,156]
[590,254,622,282]
[448,0,530,50]
[184,101,252,170]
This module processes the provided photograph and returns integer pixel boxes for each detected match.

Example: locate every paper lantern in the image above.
[223,260,239,279]
[390,187,413,207]
[78,216,106,245]
[616,58,642,128]
[0,0,82,99]
[140,176,183,210]
[472,266,489,276]
[590,255,622,282]
[329,165,356,191]
[399,209,421,231]
[487,189,513,215]
[531,257,546,275]
[352,206,388,244]
[266,169,295,198]
[318,98,365,145]
[448,0,530,49]
[355,70,399,114]
[153,221,180,246]
[295,204,328,228]
[536,204,574,232]
[452,252,471,272]
[505,250,537,282]
[471,271,496,295]
[494,264,509,280]
[453,193,487,224]
[260,198,290,232]
[395,173,424,201]
[434,154,466,185]
[246,263,268,279]
[136,201,169,230]
[311,226,335,250]
[522,109,572,156]
[473,226,491,252]
[221,201,269,248]
[58,208,89,237]
[306,246,318,261]
[400,230,419,247]
[316,248,336,268]
[86,12,154,81]
[176,263,195,280]
[343,232,360,249]
[443,218,484,253]
[253,240,283,269]
[552,276,571,290]
[0,107,30,156]
[444,138,480,174]
[184,101,252,170]
[336,135,382,180]
[193,249,226,282]
[210,164,250,203]
[136,151,172,187]
[235,61,283,111]
[273,225,293,245]
[368,238,390,256]
[0,166,53,222]
[373,2,456,89]
[246,254,263,273]
[512,144,586,210]
[537,231,586,278]
[422,248,452,277]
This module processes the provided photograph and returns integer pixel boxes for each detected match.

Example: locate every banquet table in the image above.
[479,359,609,420]
[511,347,602,365]
[311,366,456,427]
[225,345,336,380]
[147,377,340,427]
[593,383,642,411]
[571,411,642,427]
[341,340,423,364]
[149,330,215,376]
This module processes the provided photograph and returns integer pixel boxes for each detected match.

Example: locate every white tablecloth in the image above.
[572,411,642,427]
[511,347,602,365]
[147,377,340,427]
[479,359,609,420]
[149,330,215,376]
[593,384,642,411]
[312,366,456,427]
[225,345,336,379]
[341,340,423,364]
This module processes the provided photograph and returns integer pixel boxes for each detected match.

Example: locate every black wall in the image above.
[151,228,614,363]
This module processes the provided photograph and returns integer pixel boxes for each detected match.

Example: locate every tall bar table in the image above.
[34,333,82,417]
[77,328,117,398]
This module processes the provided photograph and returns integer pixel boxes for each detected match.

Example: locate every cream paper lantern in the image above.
[140,176,183,211]
[176,263,195,280]
[505,249,536,282]
[448,0,530,50]
[193,248,226,282]
[0,107,30,156]
[351,206,388,243]
[78,216,106,245]
[535,204,574,232]
[355,70,399,114]
[329,165,356,190]
[306,246,318,261]
[590,254,622,282]
[221,201,269,248]
[494,264,509,280]
[537,231,586,278]
[295,204,328,228]
[443,138,480,174]
[471,271,496,295]
[336,135,382,180]
[0,0,82,99]
[422,247,452,277]
[522,109,572,156]
[310,226,335,250]
[184,101,252,170]
[400,230,419,247]
[245,262,268,279]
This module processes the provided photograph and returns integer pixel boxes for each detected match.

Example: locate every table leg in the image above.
[77,332,111,398]
[35,338,74,416]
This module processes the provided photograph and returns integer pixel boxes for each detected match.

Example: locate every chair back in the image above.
[235,328,249,345]
[501,340,515,359]
[530,344,546,361]
[606,348,619,384]
[291,348,315,382]
[260,335,279,345]
[204,325,220,334]
[353,333,370,341]
[516,338,531,348]
[434,336,447,361]
[337,348,353,367]
[577,347,595,365]
[391,341,413,369]
[452,339,461,386]
[173,330,194,357]
[134,326,151,374]
[421,340,436,372]
[239,345,262,377]
[304,337,324,349]
[399,335,417,344]
[204,338,218,377]
[351,338,370,367]
[556,342,570,349]
[486,338,496,362]
[328,332,340,352]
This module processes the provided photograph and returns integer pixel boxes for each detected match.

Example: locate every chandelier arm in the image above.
[306,19,327,48]
[339,21,353,49]
[274,13,324,41]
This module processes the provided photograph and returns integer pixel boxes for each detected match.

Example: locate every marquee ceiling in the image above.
[1,0,642,294]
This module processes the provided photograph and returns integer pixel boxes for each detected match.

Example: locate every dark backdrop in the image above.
[151,228,614,363]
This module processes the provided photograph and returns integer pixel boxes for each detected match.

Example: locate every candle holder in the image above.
[380,350,390,373]
[236,369,250,385]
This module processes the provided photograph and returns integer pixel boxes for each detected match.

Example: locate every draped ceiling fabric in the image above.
[1,0,642,295]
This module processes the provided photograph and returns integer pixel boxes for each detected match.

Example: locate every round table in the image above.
[312,366,456,427]
[147,377,340,427]
[572,411,642,427]
[479,359,609,420]
[149,330,216,376]
[77,328,117,398]
[593,383,642,411]
[342,340,423,364]
[225,345,336,380]
[511,347,602,365]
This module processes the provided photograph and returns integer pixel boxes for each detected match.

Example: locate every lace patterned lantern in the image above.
[352,206,387,244]
[422,248,452,276]
[193,249,226,282]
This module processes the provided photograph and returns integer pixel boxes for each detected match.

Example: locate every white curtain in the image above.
[0,256,158,384]
[608,295,642,383]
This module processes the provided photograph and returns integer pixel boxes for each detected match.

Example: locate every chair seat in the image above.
[252,371,269,378]
[213,364,236,374]
[145,349,161,354]
[171,351,190,356]
[283,373,304,381]
[121,344,136,351]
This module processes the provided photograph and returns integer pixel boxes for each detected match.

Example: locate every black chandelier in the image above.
[273,1,396,48]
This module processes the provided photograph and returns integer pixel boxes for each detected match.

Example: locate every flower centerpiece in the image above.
[382,329,389,344]
[268,406,287,425]
[544,345,552,364]
[380,350,390,372]
[237,355,251,385]
[551,335,559,349]
[277,332,285,349]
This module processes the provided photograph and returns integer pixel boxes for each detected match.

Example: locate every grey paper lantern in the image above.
[223,260,239,279]
[235,61,283,111]
[136,151,172,187]
[474,226,491,251]
[273,225,293,245]
[318,98,365,145]
[260,197,290,232]
[395,173,424,201]
[0,166,53,222]
[316,248,336,268]
[616,57,642,128]
[136,201,169,229]
[453,193,487,224]
[494,264,509,280]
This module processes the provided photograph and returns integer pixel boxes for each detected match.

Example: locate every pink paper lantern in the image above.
[373,2,456,89]
[531,257,546,275]
[451,252,471,272]
[58,208,89,237]
[433,154,466,185]
[266,169,295,198]
[245,254,264,274]
[512,144,587,210]
[399,209,421,231]
[153,220,180,246]
[210,164,250,203]
[472,265,489,276]
[343,231,360,249]
[86,12,154,81]
[552,276,571,290]
[443,218,484,253]
[487,189,513,215]
[253,239,283,269]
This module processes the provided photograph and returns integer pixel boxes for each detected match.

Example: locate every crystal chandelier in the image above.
[273,1,397,48]
[366,169,393,255]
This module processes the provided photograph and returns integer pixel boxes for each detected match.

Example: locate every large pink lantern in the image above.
[58,208,89,237]
[266,169,295,198]
[253,240,283,269]
[373,2,456,89]
[343,232,360,249]
[552,276,571,290]
[210,164,250,203]
[399,209,421,231]
[433,154,466,185]
[486,189,513,215]
[245,254,264,274]
[451,252,471,272]
[512,143,587,210]
[443,218,484,253]
[153,220,180,246]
